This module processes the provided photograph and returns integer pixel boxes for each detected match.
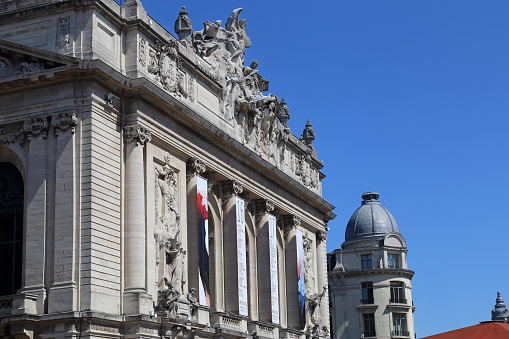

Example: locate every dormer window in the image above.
[388,253,400,268]
[361,254,372,269]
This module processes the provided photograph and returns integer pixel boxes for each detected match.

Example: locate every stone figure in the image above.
[187,287,199,317]
[166,242,186,294]
[157,278,180,317]
[307,285,327,337]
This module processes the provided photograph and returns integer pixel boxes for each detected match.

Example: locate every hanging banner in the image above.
[296,229,306,330]
[197,176,210,307]
[236,196,248,316]
[269,214,279,324]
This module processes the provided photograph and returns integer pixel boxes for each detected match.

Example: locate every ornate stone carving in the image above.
[221,180,243,198]
[0,56,45,78]
[123,124,151,145]
[51,110,77,135]
[307,285,328,338]
[301,120,315,147]
[188,76,195,102]
[0,125,25,147]
[148,39,187,97]
[139,37,146,68]
[316,230,327,242]
[186,157,206,175]
[174,7,192,42]
[56,16,70,47]
[123,325,140,334]
[296,153,318,189]
[255,199,274,215]
[278,98,290,126]
[187,287,199,317]
[282,215,300,230]
[24,116,48,139]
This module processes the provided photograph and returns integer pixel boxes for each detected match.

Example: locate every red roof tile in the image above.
[422,322,509,339]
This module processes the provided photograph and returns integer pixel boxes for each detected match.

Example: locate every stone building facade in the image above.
[328,193,415,339]
[0,1,335,339]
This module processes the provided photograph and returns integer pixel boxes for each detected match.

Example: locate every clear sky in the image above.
[140,1,509,337]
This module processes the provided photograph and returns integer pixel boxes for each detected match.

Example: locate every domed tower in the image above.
[328,192,416,339]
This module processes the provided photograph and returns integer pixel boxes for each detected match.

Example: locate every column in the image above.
[186,157,207,305]
[22,116,49,314]
[255,199,274,322]
[221,180,244,314]
[316,230,329,336]
[282,215,300,329]
[122,124,152,315]
[48,111,78,312]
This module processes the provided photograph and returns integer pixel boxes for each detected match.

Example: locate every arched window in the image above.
[0,162,24,296]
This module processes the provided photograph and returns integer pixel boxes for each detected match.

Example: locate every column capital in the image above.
[124,124,152,145]
[51,110,78,136]
[282,215,300,230]
[221,180,243,199]
[24,116,48,140]
[186,157,206,175]
[255,199,275,215]
[316,230,327,242]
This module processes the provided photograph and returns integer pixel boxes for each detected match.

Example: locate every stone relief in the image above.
[0,125,25,147]
[296,153,318,190]
[148,39,187,97]
[139,37,146,68]
[56,16,70,48]
[154,152,189,318]
[0,56,45,78]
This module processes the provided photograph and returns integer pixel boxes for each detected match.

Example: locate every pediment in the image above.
[0,38,79,79]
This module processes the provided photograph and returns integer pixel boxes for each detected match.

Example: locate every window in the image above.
[0,163,24,296]
[361,282,374,304]
[363,313,376,337]
[390,281,405,304]
[388,253,400,268]
[392,313,408,336]
[361,254,372,269]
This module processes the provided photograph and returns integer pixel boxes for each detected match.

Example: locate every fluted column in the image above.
[316,230,329,336]
[123,124,152,314]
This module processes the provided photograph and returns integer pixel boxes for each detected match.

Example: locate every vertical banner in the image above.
[296,229,306,330]
[197,176,210,306]
[269,214,280,324]
[236,197,248,316]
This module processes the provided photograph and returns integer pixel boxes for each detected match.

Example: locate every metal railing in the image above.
[360,298,374,305]
[363,331,376,337]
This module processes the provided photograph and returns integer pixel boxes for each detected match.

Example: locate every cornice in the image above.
[331,268,415,280]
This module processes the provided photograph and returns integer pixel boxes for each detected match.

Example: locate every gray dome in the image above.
[345,192,399,241]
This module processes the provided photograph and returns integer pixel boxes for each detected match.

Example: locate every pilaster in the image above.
[22,116,49,314]
[48,110,78,313]
[282,215,301,329]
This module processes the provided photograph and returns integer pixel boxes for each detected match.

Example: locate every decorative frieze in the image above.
[123,124,152,145]
[139,37,146,68]
[24,116,48,140]
[52,110,77,135]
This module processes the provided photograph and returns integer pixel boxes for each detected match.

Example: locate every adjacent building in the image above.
[328,192,416,339]
[0,1,335,339]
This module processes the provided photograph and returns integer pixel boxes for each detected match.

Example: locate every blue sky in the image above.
[140,1,509,337]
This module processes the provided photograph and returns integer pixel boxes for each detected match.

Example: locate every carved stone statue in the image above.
[307,285,327,338]
[187,287,199,317]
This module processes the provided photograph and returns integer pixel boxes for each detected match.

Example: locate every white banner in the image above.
[269,214,279,324]
[236,196,248,316]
